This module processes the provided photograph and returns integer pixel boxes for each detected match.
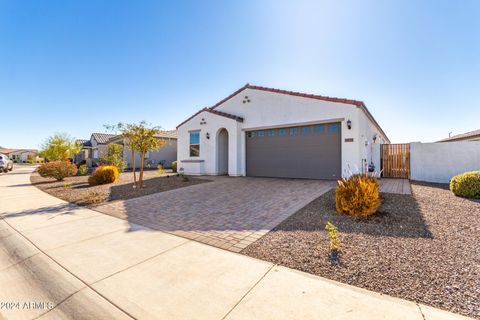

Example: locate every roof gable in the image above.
[176,107,244,129]
[177,84,389,142]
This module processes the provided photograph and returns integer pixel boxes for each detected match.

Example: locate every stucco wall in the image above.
[357,111,386,174]
[410,141,480,183]
[177,110,240,175]
[122,139,177,169]
[178,87,387,177]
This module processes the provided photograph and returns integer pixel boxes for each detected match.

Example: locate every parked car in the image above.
[0,154,13,172]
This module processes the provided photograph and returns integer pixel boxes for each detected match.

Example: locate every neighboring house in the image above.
[73,139,92,164]
[90,133,118,162]
[0,147,40,163]
[177,84,390,179]
[108,130,177,169]
[437,129,480,142]
[73,133,116,167]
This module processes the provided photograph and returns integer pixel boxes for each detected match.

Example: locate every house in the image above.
[107,130,177,169]
[0,147,40,163]
[177,84,390,179]
[73,133,117,167]
[437,129,480,142]
[73,139,92,164]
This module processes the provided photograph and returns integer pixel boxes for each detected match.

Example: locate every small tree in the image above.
[105,122,143,188]
[101,144,126,172]
[132,124,167,188]
[39,133,81,161]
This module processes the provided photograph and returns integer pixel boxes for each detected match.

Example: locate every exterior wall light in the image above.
[346,119,352,130]
[206,132,210,139]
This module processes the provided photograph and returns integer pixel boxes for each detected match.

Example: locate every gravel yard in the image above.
[242,182,480,319]
[31,170,208,207]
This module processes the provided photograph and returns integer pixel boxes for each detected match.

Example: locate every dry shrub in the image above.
[88,165,119,186]
[37,161,77,181]
[85,191,106,204]
[335,174,381,218]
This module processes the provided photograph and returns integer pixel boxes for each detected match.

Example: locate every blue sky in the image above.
[1,0,479,148]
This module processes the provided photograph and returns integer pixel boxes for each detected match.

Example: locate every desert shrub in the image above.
[85,191,106,204]
[335,174,381,218]
[157,165,165,176]
[88,166,119,186]
[171,161,177,173]
[450,171,480,198]
[78,164,88,176]
[37,161,77,181]
[76,160,87,168]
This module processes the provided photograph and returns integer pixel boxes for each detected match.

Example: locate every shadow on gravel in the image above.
[272,190,432,239]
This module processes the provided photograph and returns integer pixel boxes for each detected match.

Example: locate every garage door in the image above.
[246,122,341,180]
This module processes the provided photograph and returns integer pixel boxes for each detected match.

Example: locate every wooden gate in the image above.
[381,144,410,178]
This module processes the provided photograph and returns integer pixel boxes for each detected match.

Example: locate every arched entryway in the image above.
[217,128,229,175]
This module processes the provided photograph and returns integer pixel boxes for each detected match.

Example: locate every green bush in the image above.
[78,164,88,176]
[88,166,119,186]
[450,171,480,198]
[37,161,77,181]
[101,144,126,172]
[171,161,177,173]
[335,174,381,218]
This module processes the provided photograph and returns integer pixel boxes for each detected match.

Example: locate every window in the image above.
[257,130,265,137]
[328,123,340,133]
[313,124,324,133]
[278,128,286,136]
[301,126,311,134]
[190,131,200,157]
[247,131,256,138]
[289,127,298,135]
[268,129,276,136]
[93,149,99,159]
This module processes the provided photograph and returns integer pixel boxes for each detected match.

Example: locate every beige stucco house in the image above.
[438,129,480,142]
[75,131,177,169]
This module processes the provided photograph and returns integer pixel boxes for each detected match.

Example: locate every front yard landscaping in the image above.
[31,169,208,206]
[242,181,480,319]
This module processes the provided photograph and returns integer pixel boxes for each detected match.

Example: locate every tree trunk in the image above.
[131,148,137,188]
[139,151,145,188]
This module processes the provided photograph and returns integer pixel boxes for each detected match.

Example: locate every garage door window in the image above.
[301,126,311,134]
[278,128,287,136]
[268,129,276,136]
[314,124,325,133]
[257,130,265,137]
[328,123,340,133]
[289,127,298,135]
[190,131,200,157]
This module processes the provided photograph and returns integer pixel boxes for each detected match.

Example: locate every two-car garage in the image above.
[246,122,342,180]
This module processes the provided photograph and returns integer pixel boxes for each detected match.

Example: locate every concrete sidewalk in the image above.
[0,166,471,320]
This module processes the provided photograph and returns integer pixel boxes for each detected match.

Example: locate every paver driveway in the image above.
[94,177,334,252]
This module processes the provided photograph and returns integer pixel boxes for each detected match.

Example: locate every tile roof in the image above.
[91,133,118,144]
[438,129,480,142]
[177,84,389,143]
[0,148,37,154]
[76,139,92,147]
[155,130,178,139]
